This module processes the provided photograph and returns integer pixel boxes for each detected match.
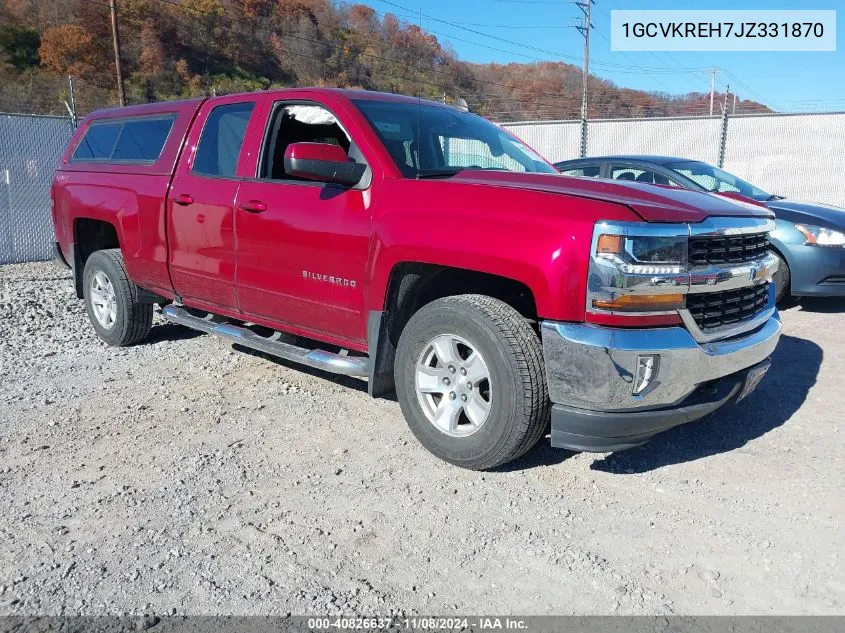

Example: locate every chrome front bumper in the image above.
[540,311,782,451]
[541,313,781,412]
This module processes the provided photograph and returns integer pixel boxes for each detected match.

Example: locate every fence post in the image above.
[717,100,728,169]
[1,167,11,264]
[67,75,78,128]
[580,118,588,158]
[717,94,730,168]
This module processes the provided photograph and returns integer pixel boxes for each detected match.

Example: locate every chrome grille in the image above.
[688,232,769,265]
[686,284,770,330]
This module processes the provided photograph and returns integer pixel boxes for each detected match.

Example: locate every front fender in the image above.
[768,218,804,273]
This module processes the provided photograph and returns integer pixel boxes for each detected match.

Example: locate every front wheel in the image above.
[83,249,153,346]
[394,295,550,470]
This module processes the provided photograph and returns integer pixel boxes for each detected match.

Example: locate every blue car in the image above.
[554,155,845,302]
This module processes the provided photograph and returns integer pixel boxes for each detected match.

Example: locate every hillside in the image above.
[0,0,770,119]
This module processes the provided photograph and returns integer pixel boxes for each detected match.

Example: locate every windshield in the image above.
[666,160,772,201]
[353,99,557,178]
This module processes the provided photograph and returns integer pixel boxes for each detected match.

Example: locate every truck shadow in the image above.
[146,322,206,344]
[588,334,822,474]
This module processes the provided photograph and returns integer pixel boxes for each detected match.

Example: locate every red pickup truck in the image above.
[52,88,781,469]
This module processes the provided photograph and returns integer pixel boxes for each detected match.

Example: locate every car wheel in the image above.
[771,250,791,304]
[83,249,153,346]
[395,294,550,470]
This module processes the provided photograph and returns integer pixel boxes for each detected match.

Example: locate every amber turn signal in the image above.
[592,293,685,312]
[596,234,623,255]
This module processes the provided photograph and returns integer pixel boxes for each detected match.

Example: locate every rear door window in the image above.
[192,102,255,178]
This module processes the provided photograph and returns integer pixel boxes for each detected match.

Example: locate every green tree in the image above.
[0,24,40,71]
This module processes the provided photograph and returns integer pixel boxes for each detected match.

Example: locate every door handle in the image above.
[238,200,267,213]
[173,193,194,206]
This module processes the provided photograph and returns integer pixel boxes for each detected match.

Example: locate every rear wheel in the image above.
[771,250,791,304]
[395,294,549,470]
[83,249,153,346]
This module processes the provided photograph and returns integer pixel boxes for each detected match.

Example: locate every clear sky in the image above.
[357,0,844,112]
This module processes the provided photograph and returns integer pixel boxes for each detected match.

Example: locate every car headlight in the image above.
[587,223,688,316]
[795,224,845,247]
[596,234,687,274]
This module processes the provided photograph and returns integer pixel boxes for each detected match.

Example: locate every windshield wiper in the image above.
[416,168,466,179]
[766,194,785,201]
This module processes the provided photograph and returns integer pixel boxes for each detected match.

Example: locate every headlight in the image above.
[588,223,689,316]
[596,233,686,274]
[795,224,845,247]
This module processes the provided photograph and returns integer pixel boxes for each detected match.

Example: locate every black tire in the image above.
[82,249,152,347]
[771,250,791,304]
[395,294,550,470]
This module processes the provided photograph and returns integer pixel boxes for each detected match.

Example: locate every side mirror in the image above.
[283,142,366,187]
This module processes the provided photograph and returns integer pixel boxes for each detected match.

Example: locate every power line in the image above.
[601,0,772,105]
[590,29,674,95]
[722,69,778,111]
[372,0,709,73]
[428,23,571,29]
[366,0,718,82]
[590,2,703,95]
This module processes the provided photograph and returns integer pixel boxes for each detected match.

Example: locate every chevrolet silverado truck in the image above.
[51,88,781,469]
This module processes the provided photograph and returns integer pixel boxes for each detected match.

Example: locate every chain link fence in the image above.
[503,111,845,208]
[0,113,75,265]
[1,107,844,265]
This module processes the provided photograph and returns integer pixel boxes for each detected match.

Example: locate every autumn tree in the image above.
[236,0,272,19]
[138,18,164,75]
[38,24,96,77]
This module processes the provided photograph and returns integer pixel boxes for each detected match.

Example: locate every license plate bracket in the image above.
[736,360,771,402]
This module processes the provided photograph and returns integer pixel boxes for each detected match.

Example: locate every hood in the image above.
[765,198,845,229]
[449,171,773,223]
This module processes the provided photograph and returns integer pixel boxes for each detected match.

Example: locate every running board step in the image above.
[162,305,369,377]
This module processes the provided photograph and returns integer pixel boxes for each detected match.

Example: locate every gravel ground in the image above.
[0,260,843,616]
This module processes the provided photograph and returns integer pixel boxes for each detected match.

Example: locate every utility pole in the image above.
[709,67,717,116]
[732,92,737,115]
[575,0,593,157]
[109,0,126,107]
